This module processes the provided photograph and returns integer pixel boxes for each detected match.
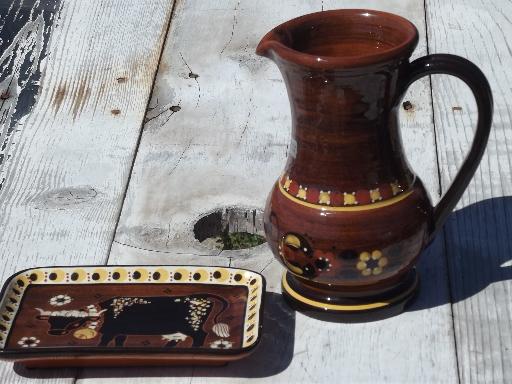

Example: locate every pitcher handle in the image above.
[401,54,493,238]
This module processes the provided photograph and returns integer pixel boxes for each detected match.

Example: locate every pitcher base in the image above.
[281,269,419,322]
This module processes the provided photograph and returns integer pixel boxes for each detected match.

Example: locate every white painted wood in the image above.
[0,0,174,381]
[101,1,458,383]
[426,0,512,382]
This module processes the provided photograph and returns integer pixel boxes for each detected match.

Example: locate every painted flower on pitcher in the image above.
[49,294,72,306]
[313,250,333,272]
[17,336,40,348]
[210,339,233,349]
[356,250,388,276]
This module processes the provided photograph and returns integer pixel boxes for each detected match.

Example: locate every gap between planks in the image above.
[102,0,180,267]
[422,0,462,382]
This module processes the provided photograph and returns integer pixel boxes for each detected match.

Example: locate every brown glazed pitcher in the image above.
[257,9,493,321]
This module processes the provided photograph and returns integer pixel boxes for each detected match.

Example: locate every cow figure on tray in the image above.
[35,294,231,348]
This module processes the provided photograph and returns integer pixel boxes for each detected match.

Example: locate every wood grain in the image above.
[426,0,512,382]
[0,0,174,381]
[103,1,458,382]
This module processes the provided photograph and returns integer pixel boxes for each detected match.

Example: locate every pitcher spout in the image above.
[256,30,287,60]
[256,9,418,70]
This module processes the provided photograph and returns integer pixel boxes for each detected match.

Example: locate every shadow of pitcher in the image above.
[411,196,512,311]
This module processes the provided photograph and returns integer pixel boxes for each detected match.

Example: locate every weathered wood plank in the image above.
[0,0,174,381]
[100,1,459,383]
[426,0,512,382]
[0,0,61,191]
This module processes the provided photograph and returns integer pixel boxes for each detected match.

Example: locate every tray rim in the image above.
[0,264,265,359]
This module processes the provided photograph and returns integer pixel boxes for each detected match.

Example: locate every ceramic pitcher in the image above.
[257,9,493,321]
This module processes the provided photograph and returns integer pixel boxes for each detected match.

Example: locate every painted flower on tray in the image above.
[356,250,388,276]
[49,294,72,306]
[210,339,233,349]
[17,336,40,348]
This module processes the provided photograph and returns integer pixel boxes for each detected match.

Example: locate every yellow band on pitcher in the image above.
[282,273,418,311]
[278,182,413,212]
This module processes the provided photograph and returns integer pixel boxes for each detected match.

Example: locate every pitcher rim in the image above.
[256,9,419,70]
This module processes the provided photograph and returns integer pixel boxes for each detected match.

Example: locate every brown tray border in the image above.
[0,265,265,359]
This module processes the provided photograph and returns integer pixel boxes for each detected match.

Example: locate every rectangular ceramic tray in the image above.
[0,265,265,367]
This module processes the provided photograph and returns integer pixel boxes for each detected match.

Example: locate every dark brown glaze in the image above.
[258,9,493,320]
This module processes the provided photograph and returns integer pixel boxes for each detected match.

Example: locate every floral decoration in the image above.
[356,250,388,276]
[49,294,72,306]
[17,336,40,348]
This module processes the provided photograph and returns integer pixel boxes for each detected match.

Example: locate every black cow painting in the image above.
[35,294,231,348]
